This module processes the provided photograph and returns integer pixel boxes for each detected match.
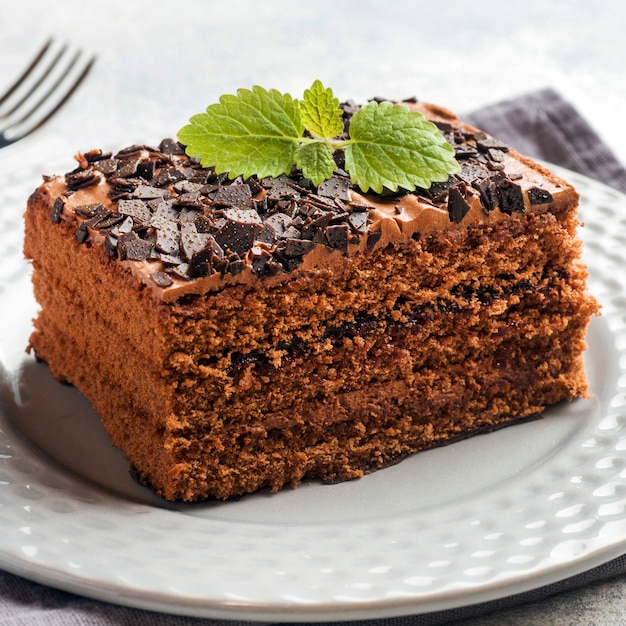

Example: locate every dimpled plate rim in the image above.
[1,152,626,621]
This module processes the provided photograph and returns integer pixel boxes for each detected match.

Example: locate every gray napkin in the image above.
[464,87,626,194]
[2,88,626,625]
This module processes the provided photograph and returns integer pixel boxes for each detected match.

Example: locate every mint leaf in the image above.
[176,85,304,179]
[296,142,336,186]
[177,83,460,194]
[299,79,344,139]
[344,101,460,193]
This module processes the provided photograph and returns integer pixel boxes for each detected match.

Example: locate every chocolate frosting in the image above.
[36,102,577,302]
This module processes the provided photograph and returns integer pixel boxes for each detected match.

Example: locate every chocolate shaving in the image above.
[52,113,533,286]
[325,224,349,252]
[66,169,100,191]
[118,199,152,223]
[527,186,553,205]
[497,179,525,214]
[75,222,89,244]
[151,271,174,288]
[215,208,263,255]
[318,177,351,201]
[118,231,153,261]
[50,197,65,223]
[213,184,253,208]
[447,185,471,224]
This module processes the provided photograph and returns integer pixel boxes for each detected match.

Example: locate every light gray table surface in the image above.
[2,2,626,624]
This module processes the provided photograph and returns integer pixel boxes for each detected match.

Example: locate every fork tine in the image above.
[9,49,83,127]
[0,42,69,120]
[0,45,96,147]
[0,38,53,108]
[17,55,96,138]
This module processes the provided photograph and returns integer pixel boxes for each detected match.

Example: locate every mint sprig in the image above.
[177,80,460,194]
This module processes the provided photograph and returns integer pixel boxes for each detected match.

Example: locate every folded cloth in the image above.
[2,89,626,626]
[464,87,626,194]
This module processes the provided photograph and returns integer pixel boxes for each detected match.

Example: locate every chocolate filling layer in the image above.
[217,275,563,375]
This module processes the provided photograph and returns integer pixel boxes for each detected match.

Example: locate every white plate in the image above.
[1,148,626,622]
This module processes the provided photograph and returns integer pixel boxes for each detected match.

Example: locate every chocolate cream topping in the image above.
[37,101,577,302]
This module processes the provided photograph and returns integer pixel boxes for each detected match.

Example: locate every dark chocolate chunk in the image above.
[74,203,105,218]
[193,214,214,234]
[229,258,246,275]
[92,158,118,175]
[107,177,143,197]
[301,210,334,239]
[454,144,479,159]
[133,185,168,200]
[265,181,298,201]
[167,262,190,279]
[214,184,253,208]
[174,180,204,195]
[447,185,471,224]
[118,199,152,224]
[476,178,500,214]
[66,168,100,191]
[527,186,553,205]
[151,167,186,187]
[487,148,505,163]
[256,223,279,245]
[497,179,526,214]
[136,158,156,181]
[154,219,180,255]
[250,246,274,274]
[328,211,350,224]
[83,149,112,163]
[83,205,110,228]
[115,145,144,160]
[180,222,211,261]
[159,138,185,155]
[111,216,135,236]
[118,231,153,261]
[160,253,185,266]
[93,211,125,230]
[183,224,225,277]
[149,200,177,225]
[116,159,140,178]
[312,229,329,245]
[75,222,89,244]
[151,271,174,288]
[317,177,351,201]
[104,235,118,258]
[215,208,263,255]
[348,211,368,233]
[247,177,263,196]
[434,120,454,132]
[176,191,201,206]
[325,223,349,251]
[284,238,316,257]
[428,178,455,198]
[50,197,65,223]
[366,230,382,250]
[476,136,509,152]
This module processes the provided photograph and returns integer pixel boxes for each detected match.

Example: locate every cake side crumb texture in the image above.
[23,101,600,501]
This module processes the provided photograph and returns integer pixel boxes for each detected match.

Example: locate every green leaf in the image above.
[296,142,336,186]
[344,101,460,193]
[176,85,304,180]
[299,80,344,139]
[177,83,461,194]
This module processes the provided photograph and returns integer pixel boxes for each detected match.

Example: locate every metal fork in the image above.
[0,39,96,148]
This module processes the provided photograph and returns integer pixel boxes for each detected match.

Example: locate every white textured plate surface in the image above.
[1,147,626,621]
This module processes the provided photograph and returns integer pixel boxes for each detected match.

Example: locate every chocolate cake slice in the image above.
[23,101,599,501]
